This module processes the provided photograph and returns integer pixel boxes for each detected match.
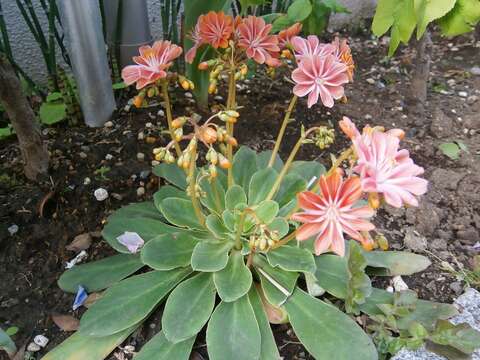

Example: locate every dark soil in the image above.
[1,29,479,360]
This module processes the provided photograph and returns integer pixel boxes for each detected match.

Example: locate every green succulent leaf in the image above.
[199,176,226,214]
[42,325,138,360]
[429,320,480,354]
[267,218,290,239]
[154,185,189,211]
[288,160,326,183]
[225,185,248,211]
[153,163,187,189]
[114,202,163,220]
[162,272,217,343]
[206,214,231,239]
[133,331,195,360]
[438,142,462,160]
[248,287,282,360]
[364,250,431,276]
[0,327,16,356]
[58,254,144,293]
[222,209,236,232]
[346,241,372,314]
[438,0,480,36]
[233,146,259,190]
[414,0,457,38]
[288,0,313,22]
[191,241,233,272]
[274,173,306,208]
[271,15,294,33]
[256,256,298,306]
[39,101,67,125]
[79,268,191,337]
[159,197,203,230]
[257,150,284,172]
[266,245,316,274]
[214,250,253,302]
[284,288,378,360]
[206,295,261,360]
[314,254,348,299]
[141,234,198,270]
[249,168,279,205]
[255,200,280,225]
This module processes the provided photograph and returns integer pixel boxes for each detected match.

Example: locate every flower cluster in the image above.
[293,117,428,256]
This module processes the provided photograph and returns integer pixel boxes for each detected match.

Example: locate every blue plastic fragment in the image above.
[72,285,88,311]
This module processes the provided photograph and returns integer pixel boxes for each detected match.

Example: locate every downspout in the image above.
[57,0,116,127]
[102,0,152,68]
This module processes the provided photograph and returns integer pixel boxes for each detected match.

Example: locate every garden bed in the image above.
[1,30,479,359]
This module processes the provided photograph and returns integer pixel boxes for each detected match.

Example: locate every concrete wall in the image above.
[2,0,376,84]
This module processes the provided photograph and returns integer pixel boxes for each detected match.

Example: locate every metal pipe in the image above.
[57,0,116,127]
[102,0,152,68]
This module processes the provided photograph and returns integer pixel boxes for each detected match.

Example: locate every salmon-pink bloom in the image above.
[291,35,335,62]
[339,116,360,140]
[237,16,281,67]
[122,41,182,89]
[185,23,203,64]
[278,23,302,48]
[353,131,428,208]
[292,54,349,108]
[198,11,234,49]
[332,37,355,82]
[340,116,405,142]
[292,172,375,256]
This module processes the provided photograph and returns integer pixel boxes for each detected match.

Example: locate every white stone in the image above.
[145,122,153,128]
[104,121,114,128]
[137,131,145,140]
[79,152,88,159]
[151,160,160,166]
[458,91,468,98]
[94,188,109,201]
[65,250,88,269]
[27,342,41,352]
[137,187,145,197]
[470,66,480,76]
[157,109,165,117]
[184,92,193,98]
[83,177,91,185]
[392,276,409,292]
[365,114,373,120]
[366,78,375,84]
[105,154,114,160]
[8,224,19,236]
[34,335,49,348]
[137,153,145,161]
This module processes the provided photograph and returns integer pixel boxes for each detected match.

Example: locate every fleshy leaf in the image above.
[58,254,144,293]
[159,197,203,230]
[233,146,258,190]
[225,185,248,211]
[134,331,195,360]
[256,150,284,172]
[314,254,348,299]
[266,245,316,274]
[256,256,298,306]
[346,241,372,314]
[214,251,252,302]
[249,168,278,205]
[0,327,16,356]
[206,296,261,360]
[205,214,231,239]
[267,218,290,239]
[274,173,306,208]
[364,250,431,276]
[141,234,198,270]
[162,273,216,343]
[288,160,326,183]
[154,185,188,211]
[79,268,191,337]
[191,241,233,272]
[254,200,279,225]
[199,176,226,214]
[429,320,480,354]
[153,163,187,189]
[284,288,378,360]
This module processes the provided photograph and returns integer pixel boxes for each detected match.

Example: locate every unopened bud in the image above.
[202,126,218,144]
[174,128,183,142]
[208,81,217,94]
[368,192,380,209]
[375,234,389,251]
[147,87,156,98]
[226,136,238,147]
[226,110,239,118]
[281,49,292,59]
[240,64,248,76]
[218,154,231,169]
[209,164,217,178]
[133,95,144,108]
[172,116,188,129]
[198,61,209,70]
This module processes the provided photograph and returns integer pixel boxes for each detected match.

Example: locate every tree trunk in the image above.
[410,30,432,107]
[0,55,49,180]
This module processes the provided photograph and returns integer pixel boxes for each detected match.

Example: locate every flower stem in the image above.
[268,95,297,168]
[234,210,246,250]
[226,66,237,188]
[161,80,181,157]
[326,147,354,176]
[188,148,205,227]
[271,230,297,250]
[211,177,222,213]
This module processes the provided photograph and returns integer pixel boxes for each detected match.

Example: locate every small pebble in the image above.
[79,152,88,159]
[137,131,145,140]
[104,121,114,128]
[366,78,375,84]
[124,104,131,112]
[27,342,41,352]
[151,160,160,166]
[83,177,91,185]
[105,154,114,160]
[364,114,372,120]
[137,153,145,162]
[34,335,49,348]
[145,122,153,128]
[392,275,409,291]
[94,188,109,201]
[8,224,19,236]
[137,187,146,197]
[139,170,150,179]
[184,92,193,98]
[214,95,223,101]
[111,193,123,200]
[470,66,480,75]
[458,91,468,98]
[157,109,165,117]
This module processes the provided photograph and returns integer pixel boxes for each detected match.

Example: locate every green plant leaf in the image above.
[141,234,198,270]
[239,0,268,13]
[134,331,195,360]
[323,0,350,13]
[364,250,431,276]
[288,0,313,22]
[262,13,283,24]
[233,146,259,190]
[289,160,326,183]
[249,168,278,205]
[256,256,298,306]
[346,241,372,314]
[154,185,189,212]
[214,251,252,302]
[372,0,396,36]
[254,200,279,225]
[79,268,191,337]
[267,218,290,239]
[248,287,281,360]
[429,320,480,354]
[199,176,226,213]
[266,245,316,274]
[112,82,127,90]
[256,150,284,172]
[414,0,457,38]
[314,254,348,298]
[159,197,203,230]
[0,327,16,356]
[438,0,480,36]
[285,288,378,359]
[113,202,164,220]
[439,142,461,160]
[271,14,294,33]
[42,325,138,360]
[191,241,233,272]
[274,173,306,207]
[5,327,18,336]
[39,101,67,124]
[162,272,216,343]
[205,214,231,239]
[225,185,248,211]
[304,0,331,35]
[0,126,14,140]
[153,163,187,189]
[206,296,261,360]
[58,254,144,293]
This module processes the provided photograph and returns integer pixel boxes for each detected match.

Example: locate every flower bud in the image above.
[368,192,380,209]
[375,234,389,251]
[133,95,144,108]
[240,64,248,76]
[174,128,183,142]
[226,136,238,147]
[209,164,217,178]
[172,116,187,129]
[202,126,218,144]
[207,148,218,165]
[147,87,156,98]
[198,61,209,70]
[218,154,231,169]
[281,49,292,59]
[226,110,240,118]
[208,81,217,94]
[188,80,195,90]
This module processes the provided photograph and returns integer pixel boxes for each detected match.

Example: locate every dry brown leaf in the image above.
[66,233,92,252]
[84,292,103,308]
[51,314,80,331]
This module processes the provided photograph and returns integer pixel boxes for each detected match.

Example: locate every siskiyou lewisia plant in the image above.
[45,12,480,360]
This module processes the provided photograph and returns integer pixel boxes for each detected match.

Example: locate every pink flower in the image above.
[185,23,203,64]
[291,35,335,62]
[237,16,281,67]
[292,54,349,108]
[332,37,355,81]
[292,171,375,256]
[198,11,233,49]
[278,23,302,48]
[122,41,182,89]
[353,131,428,208]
